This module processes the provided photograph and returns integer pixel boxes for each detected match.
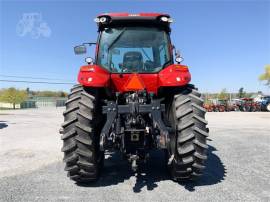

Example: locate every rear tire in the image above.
[61,84,103,182]
[167,85,209,181]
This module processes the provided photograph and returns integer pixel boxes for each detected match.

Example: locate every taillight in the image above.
[80,66,95,72]
[175,65,189,72]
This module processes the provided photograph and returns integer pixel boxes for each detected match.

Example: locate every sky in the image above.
[0,0,269,93]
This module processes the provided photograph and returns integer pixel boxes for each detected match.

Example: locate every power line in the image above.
[0,79,75,85]
[0,74,73,81]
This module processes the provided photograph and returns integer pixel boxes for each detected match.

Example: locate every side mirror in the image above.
[74,45,87,55]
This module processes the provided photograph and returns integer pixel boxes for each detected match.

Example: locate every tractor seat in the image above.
[123,51,143,71]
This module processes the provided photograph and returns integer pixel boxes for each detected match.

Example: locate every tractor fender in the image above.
[158,64,191,87]
[77,65,110,87]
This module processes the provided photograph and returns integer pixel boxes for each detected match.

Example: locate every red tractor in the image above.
[60,13,209,183]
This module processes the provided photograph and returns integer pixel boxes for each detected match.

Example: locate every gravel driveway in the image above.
[0,108,269,201]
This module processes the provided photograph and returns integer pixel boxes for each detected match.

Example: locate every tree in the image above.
[238,87,246,98]
[59,91,67,97]
[34,90,68,97]
[218,88,229,100]
[26,87,30,95]
[0,88,27,109]
[259,65,270,86]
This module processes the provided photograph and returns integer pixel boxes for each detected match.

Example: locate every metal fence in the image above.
[20,97,67,108]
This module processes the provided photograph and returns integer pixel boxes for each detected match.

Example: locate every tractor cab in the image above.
[95,13,174,73]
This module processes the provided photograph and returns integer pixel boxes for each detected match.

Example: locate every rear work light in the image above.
[160,16,173,23]
[94,16,109,24]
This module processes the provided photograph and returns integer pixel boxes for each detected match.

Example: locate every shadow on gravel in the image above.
[180,145,226,192]
[0,121,8,129]
[77,145,226,192]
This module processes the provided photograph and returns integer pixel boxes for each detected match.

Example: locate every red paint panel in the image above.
[111,73,159,93]
[98,13,166,17]
[77,64,191,94]
[78,65,110,87]
[139,74,159,93]
[138,13,167,17]
[158,64,191,87]
[110,74,128,92]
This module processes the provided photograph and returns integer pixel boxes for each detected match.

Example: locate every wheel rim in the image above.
[267,104,270,111]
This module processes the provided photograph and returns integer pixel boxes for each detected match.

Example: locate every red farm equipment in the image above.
[60,13,209,183]
[203,103,215,112]
[215,100,226,112]
[217,100,240,112]
[240,98,261,112]
[204,99,240,112]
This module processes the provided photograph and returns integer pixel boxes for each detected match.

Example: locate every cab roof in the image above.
[95,13,172,32]
[98,13,169,17]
